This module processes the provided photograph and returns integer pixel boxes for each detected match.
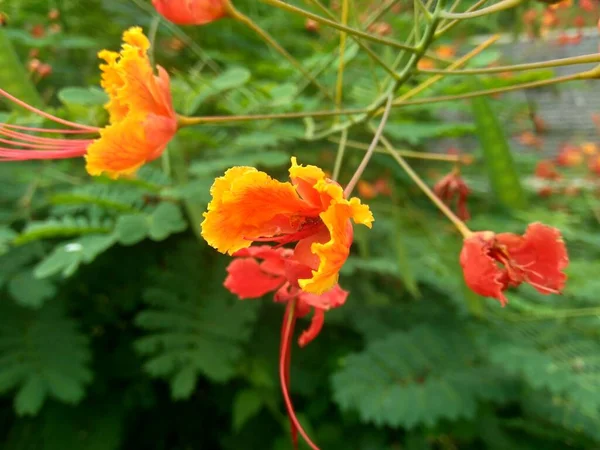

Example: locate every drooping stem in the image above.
[332,129,348,181]
[376,133,472,237]
[344,95,394,197]
[279,299,320,450]
[435,0,488,36]
[440,0,522,19]
[329,137,473,163]
[226,3,333,101]
[392,34,500,106]
[418,53,600,75]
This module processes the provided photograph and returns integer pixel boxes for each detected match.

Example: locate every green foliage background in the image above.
[1,0,600,449]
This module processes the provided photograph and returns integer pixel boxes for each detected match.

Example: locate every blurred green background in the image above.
[1,0,600,449]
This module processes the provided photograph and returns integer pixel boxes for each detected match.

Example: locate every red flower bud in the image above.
[152,0,227,26]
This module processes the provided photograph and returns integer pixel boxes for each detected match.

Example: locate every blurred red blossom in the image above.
[460,223,569,306]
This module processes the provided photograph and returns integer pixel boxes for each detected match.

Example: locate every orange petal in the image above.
[201,167,318,255]
[85,113,175,178]
[298,190,373,294]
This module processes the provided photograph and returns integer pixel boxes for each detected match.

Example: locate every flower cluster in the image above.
[0,2,574,448]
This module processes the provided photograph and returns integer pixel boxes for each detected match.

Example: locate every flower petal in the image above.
[297,183,373,294]
[224,257,285,299]
[498,222,569,295]
[201,167,318,255]
[85,113,176,178]
[298,308,325,348]
[152,0,226,25]
[460,232,508,306]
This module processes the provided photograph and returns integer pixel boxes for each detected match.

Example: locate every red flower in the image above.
[460,223,569,306]
[225,245,347,346]
[434,169,471,221]
[224,245,346,450]
[152,0,227,25]
[534,160,561,180]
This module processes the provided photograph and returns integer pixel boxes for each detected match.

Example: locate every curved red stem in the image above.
[279,300,321,450]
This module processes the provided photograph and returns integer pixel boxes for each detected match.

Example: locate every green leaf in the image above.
[187,67,251,114]
[148,202,187,241]
[57,87,108,107]
[135,243,260,395]
[332,325,513,428]
[115,203,187,245]
[14,376,46,416]
[115,215,148,246]
[8,270,57,309]
[232,389,264,432]
[34,234,117,279]
[392,206,420,298]
[0,301,92,416]
[14,216,114,245]
[4,401,125,450]
[0,29,43,108]
[471,95,527,209]
[0,226,17,256]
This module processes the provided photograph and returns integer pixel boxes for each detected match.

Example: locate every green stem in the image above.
[440,0,521,19]
[329,137,471,163]
[332,129,348,181]
[307,0,400,79]
[226,3,333,100]
[418,53,600,75]
[177,107,370,126]
[335,0,349,113]
[377,133,472,237]
[308,0,445,140]
[344,95,394,197]
[260,0,419,53]
[435,0,488,36]
[391,71,589,108]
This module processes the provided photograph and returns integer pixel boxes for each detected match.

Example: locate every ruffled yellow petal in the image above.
[298,182,374,294]
[201,167,318,255]
[98,50,128,122]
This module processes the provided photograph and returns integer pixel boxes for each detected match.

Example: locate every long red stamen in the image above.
[0,147,88,160]
[0,88,100,132]
[1,123,95,134]
[0,126,94,145]
[279,299,320,450]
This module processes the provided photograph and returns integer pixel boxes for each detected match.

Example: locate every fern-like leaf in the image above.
[332,325,513,428]
[135,243,259,399]
[0,301,92,415]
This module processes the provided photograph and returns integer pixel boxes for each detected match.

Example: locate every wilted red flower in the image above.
[460,223,569,306]
[535,160,561,180]
[434,169,471,221]
[152,0,227,25]
[305,19,320,33]
[368,22,392,36]
[517,130,543,148]
[556,143,584,166]
[30,24,45,38]
[48,8,60,20]
[225,245,347,450]
[573,15,586,27]
[580,0,596,10]
[523,8,538,25]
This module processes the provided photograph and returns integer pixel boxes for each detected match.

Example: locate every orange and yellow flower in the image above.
[201,158,374,294]
[0,27,177,179]
[85,27,177,178]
